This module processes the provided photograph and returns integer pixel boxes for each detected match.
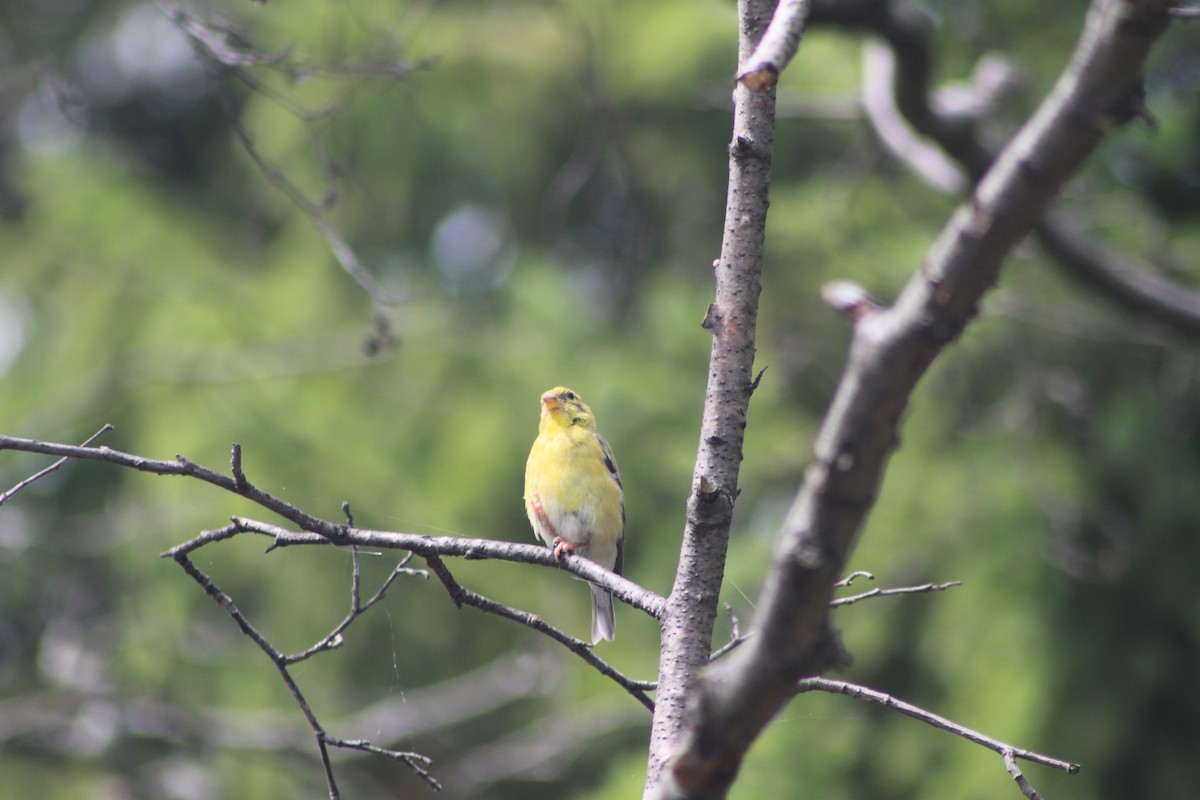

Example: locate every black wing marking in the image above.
[598,434,622,489]
[598,432,625,576]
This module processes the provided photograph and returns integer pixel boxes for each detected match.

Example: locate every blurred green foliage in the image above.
[1,0,1198,798]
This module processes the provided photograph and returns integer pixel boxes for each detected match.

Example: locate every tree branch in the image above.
[646,0,780,790]
[830,578,961,608]
[0,435,666,621]
[705,574,959,666]
[813,0,1200,336]
[423,554,656,711]
[736,0,813,90]
[0,424,113,505]
[167,547,439,795]
[0,431,664,784]
[797,677,1079,800]
[657,2,1175,797]
[158,0,418,353]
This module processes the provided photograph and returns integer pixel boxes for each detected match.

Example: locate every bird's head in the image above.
[539,386,596,431]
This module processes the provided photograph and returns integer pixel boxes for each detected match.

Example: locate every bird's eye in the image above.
[564,391,577,400]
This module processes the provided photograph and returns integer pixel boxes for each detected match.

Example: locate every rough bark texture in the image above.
[643,0,778,793]
[651,2,1175,798]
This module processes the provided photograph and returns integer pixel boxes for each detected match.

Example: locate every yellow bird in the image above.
[524,387,625,643]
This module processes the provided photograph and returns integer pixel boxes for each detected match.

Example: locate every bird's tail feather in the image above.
[589,583,615,643]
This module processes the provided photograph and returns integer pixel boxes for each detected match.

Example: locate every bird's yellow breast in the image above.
[524,420,623,562]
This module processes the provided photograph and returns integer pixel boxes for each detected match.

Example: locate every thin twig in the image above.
[1005,749,1046,800]
[798,677,1079,798]
[282,552,425,665]
[159,0,411,350]
[168,550,441,792]
[833,570,874,588]
[708,604,747,663]
[0,423,113,505]
[169,553,343,797]
[423,554,655,712]
[831,580,961,607]
[325,737,441,790]
[708,578,959,664]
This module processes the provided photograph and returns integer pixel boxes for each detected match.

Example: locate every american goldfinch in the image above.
[524,387,625,643]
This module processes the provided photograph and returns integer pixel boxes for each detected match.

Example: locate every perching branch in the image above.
[657,2,1176,798]
[0,431,665,789]
[797,678,1080,800]
[0,434,665,621]
[2,434,666,623]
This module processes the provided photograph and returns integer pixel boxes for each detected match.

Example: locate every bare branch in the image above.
[798,677,1079,798]
[282,550,424,666]
[737,0,813,90]
[323,737,439,790]
[832,570,875,588]
[860,40,972,193]
[709,576,958,664]
[424,554,655,712]
[707,605,745,663]
[224,515,666,620]
[165,540,442,793]
[830,579,961,608]
[169,553,347,796]
[158,0,414,350]
[647,0,784,788]
[0,428,663,787]
[815,0,1200,337]
[0,435,666,620]
[658,2,1174,796]
[0,434,341,540]
[0,424,113,505]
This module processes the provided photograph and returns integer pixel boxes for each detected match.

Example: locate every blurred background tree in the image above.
[0,0,1198,798]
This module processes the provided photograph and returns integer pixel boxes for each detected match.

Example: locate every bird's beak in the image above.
[541,390,562,411]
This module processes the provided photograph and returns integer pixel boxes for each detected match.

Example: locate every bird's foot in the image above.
[551,537,578,560]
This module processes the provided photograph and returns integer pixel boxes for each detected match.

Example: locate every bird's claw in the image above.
[552,537,577,560]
